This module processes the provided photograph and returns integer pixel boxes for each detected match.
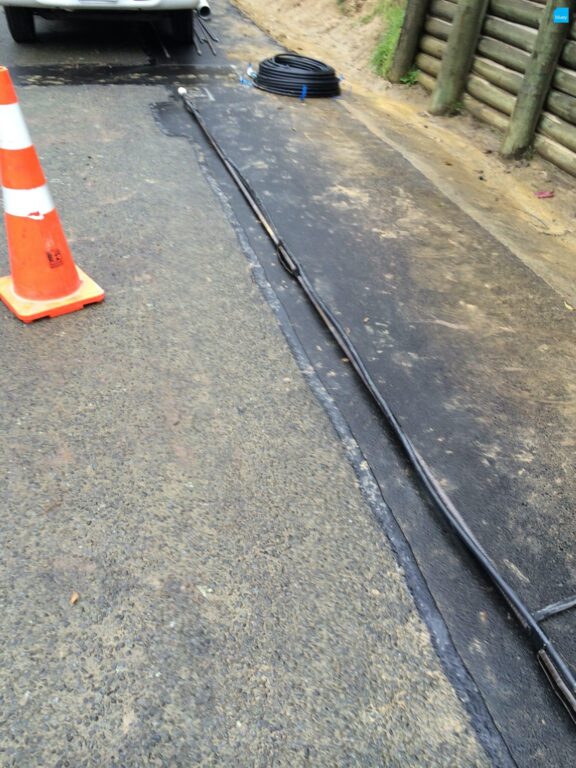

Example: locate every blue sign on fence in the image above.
[553,7,570,23]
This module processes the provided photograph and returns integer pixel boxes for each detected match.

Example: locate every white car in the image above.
[2,0,210,43]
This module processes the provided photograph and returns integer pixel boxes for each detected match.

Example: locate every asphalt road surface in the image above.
[0,5,573,767]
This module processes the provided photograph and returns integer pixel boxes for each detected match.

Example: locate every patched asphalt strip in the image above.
[161,68,576,763]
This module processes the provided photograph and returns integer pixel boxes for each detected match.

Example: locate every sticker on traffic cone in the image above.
[0,66,104,322]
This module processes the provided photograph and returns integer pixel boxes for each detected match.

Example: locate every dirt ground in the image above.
[230,0,576,304]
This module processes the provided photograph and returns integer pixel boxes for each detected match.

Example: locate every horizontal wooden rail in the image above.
[561,39,576,68]
[430,0,457,20]
[540,111,576,152]
[476,36,530,72]
[483,16,537,52]
[424,16,452,40]
[472,56,523,93]
[488,0,543,29]
[420,34,446,58]
[547,89,576,124]
[534,132,576,174]
[467,73,516,114]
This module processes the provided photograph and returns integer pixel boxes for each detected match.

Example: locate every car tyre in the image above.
[5,7,36,43]
[170,9,194,44]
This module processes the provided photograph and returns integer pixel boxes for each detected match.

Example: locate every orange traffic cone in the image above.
[0,66,104,322]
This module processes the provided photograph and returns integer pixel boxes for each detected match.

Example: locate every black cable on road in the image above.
[192,31,203,57]
[254,54,340,98]
[197,15,219,43]
[194,16,217,56]
[178,91,576,725]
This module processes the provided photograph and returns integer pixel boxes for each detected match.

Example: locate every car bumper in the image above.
[1,0,201,10]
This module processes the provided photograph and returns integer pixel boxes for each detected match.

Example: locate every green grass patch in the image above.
[371,1,405,78]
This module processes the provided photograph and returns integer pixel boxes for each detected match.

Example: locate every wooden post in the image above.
[500,0,576,158]
[388,0,430,83]
[428,0,490,115]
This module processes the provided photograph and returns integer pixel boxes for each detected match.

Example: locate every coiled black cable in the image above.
[254,53,340,98]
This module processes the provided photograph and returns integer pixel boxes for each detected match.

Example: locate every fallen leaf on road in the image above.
[70,591,80,606]
[564,302,574,311]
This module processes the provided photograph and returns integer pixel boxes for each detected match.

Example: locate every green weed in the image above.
[400,68,418,86]
[371,2,406,78]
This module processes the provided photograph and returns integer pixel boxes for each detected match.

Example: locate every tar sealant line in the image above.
[170,91,517,767]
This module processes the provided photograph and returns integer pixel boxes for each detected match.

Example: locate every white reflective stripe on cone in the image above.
[2,185,55,218]
[0,103,33,151]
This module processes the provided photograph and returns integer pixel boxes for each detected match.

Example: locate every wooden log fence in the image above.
[501,1,573,157]
[392,0,576,175]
